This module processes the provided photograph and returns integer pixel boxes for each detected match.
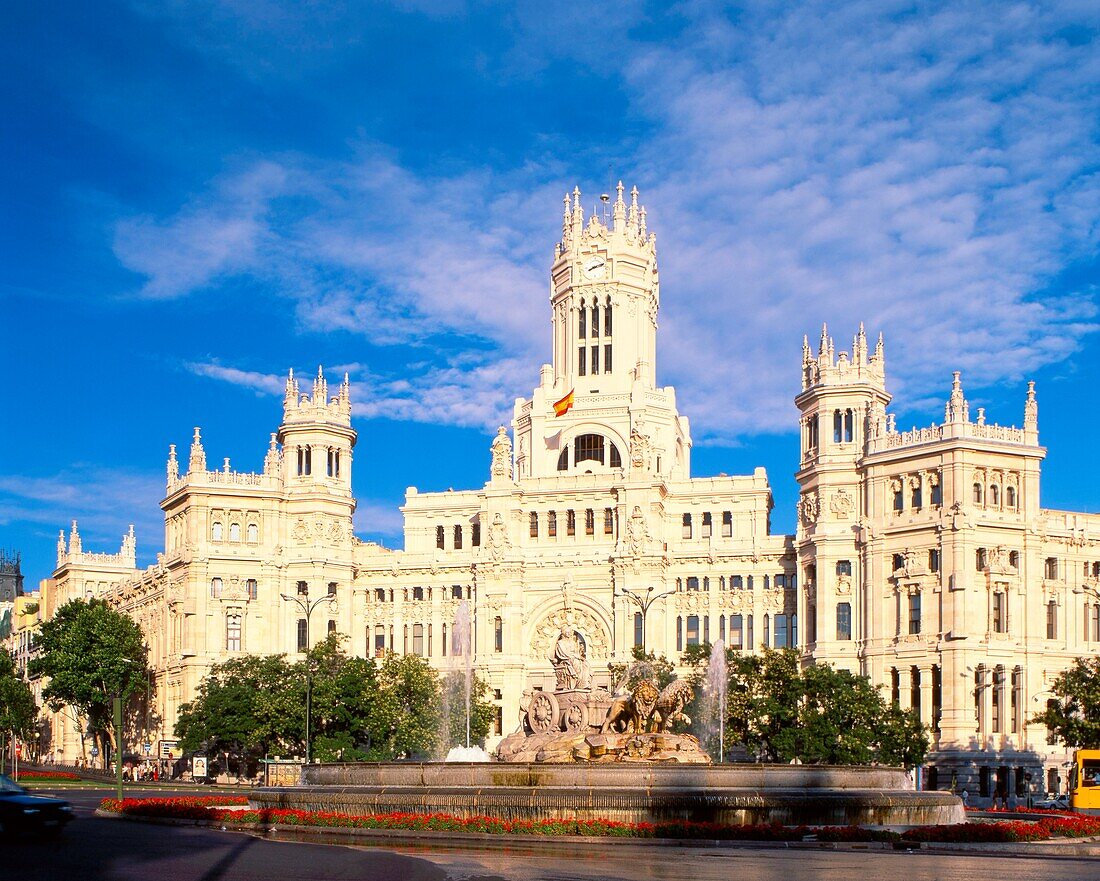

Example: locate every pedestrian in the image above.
[960,789,969,808]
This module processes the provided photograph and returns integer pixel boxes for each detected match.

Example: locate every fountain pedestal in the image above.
[495,729,711,764]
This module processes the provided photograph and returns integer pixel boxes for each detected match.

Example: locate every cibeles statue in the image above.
[551,626,591,690]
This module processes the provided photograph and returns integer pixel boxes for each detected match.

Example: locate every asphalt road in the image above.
[6,787,1097,881]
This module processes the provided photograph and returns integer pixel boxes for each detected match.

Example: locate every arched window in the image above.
[229,522,241,542]
[837,603,852,640]
[1006,486,1017,508]
[529,512,539,538]
[548,510,557,537]
[575,434,605,465]
[763,614,771,648]
[211,522,223,541]
[990,484,1000,506]
[833,410,842,443]
[591,303,599,335]
[584,508,595,535]
[973,482,984,504]
[247,523,258,543]
[604,297,612,335]
[578,300,586,338]
[557,449,569,471]
[609,443,622,468]
[843,408,854,442]
[494,617,503,653]
[603,508,614,535]
[210,577,222,598]
[435,525,445,549]
[453,524,463,548]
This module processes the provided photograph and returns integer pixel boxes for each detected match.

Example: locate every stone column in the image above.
[919,664,934,729]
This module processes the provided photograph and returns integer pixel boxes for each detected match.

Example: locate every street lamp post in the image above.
[280,589,336,765]
[619,586,674,656]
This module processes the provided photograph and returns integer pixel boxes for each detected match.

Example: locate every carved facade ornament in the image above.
[829,490,854,519]
[625,506,648,561]
[835,574,852,596]
[292,519,310,544]
[530,605,609,663]
[487,513,510,562]
[490,426,513,480]
[799,492,819,525]
[629,420,651,471]
[949,502,971,531]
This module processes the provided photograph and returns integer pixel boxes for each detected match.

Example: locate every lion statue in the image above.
[601,678,660,734]
[652,679,694,732]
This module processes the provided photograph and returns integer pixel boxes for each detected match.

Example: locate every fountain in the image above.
[253,597,963,827]
[444,600,490,762]
[704,639,728,762]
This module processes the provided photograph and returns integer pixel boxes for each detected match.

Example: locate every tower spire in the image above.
[167,443,178,484]
[57,529,66,565]
[1024,380,1038,434]
[188,427,206,473]
[284,368,299,412]
[68,520,81,555]
[612,180,626,232]
[944,371,969,424]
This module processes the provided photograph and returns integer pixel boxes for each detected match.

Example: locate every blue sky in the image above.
[2,0,1098,584]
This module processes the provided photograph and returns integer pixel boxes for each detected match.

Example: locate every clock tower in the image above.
[510,183,691,481]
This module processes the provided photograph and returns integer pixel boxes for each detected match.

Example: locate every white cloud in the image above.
[115,1,1100,441]
[0,468,166,565]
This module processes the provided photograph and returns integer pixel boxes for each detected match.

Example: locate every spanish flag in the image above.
[553,389,575,417]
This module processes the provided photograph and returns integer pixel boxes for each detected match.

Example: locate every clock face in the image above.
[583,257,606,280]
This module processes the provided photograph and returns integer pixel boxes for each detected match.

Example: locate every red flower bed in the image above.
[18,771,82,781]
[99,797,1100,844]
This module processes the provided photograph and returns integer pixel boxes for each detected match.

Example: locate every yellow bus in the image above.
[1069,749,1100,813]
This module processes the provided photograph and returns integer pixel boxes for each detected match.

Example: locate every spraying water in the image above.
[705,639,728,763]
[453,600,473,749]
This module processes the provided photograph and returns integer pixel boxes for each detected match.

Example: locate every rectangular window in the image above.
[548,511,557,537]
[210,577,222,598]
[893,488,904,512]
[1011,669,1021,733]
[836,559,852,577]
[297,618,308,652]
[929,549,940,572]
[578,347,586,376]
[529,512,539,538]
[246,579,258,600]
[472,521,480,546]
[1094,605,1100,642]
[704,616,710,644]
[722,511,732,537]
[297,580,308,596]
[682,513,692,539]
[702,512,712,538]
[604,344,612,373]
[454,525,463,548]
[1047,601,1057,639]
[931,481,943,506]
[374,625,386,656]
[436,525,445,549]
[494,617,503,653]
[579,308,586,338]
[604,305,612,336]
[763,614,771,648]
[912,486,922,509]
[891,668,900,705]
[567,510,576,536]
[412,623,424,656]
[494,706,503,737]
[773,614,789,648]
[992,667,1003,733]
[977,548,987,570]
[909,593,921,635]
[327,581,338,596]
[686,615,700,646]
[585,508,595,535]
[731,575,743,589]
[676,616,683,651]
[993,592,1007,633]
[591,345,599,374]
[327,619,336,635]
[226,614,242,652]
[687,577,699,592]
[837,603,852,640]
[603,508,614,535]
[633,612,643,648]
[730,614,744,649]
[1045,557,1058,580]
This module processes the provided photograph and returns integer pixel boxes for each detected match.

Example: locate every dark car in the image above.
[0,774,75,837]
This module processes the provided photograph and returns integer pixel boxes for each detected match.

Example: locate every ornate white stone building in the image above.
[28,185,1100,799]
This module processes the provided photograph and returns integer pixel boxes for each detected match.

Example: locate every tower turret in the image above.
[277,366,356,494]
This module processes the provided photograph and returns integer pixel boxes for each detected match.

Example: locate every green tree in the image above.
[0,649,38,766]
[608,647,678,692]
[375,653,443,759]
[306,634,387,761]
[686,646,928,766]
[175,654,303,774]
[1031,657,1100,749]
[441,670,495,751]
[28,599,148,768]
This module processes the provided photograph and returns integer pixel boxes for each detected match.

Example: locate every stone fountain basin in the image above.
[251,762,964,827]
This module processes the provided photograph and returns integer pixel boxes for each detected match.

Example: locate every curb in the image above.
[94,810,1100,859]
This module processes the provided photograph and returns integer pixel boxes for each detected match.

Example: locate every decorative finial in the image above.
[1024,380,1038,432]
[167,443,179,483]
